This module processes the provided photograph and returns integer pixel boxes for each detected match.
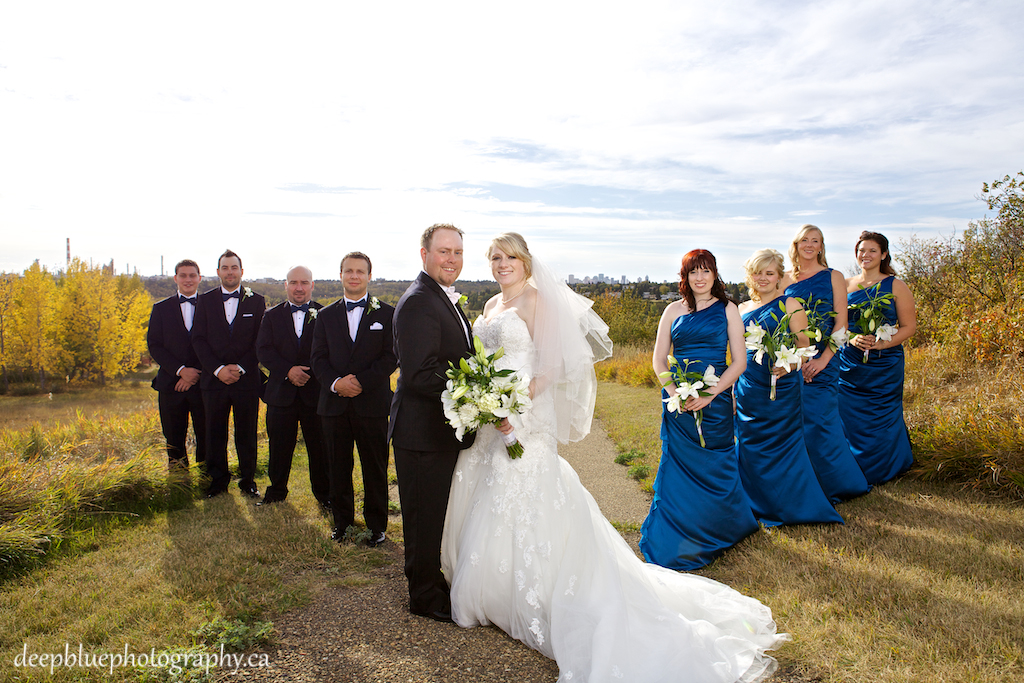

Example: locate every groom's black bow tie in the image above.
[291,303,310,314]
[222,290,241,301]
[346,299,367,312]
[178,295,196,305]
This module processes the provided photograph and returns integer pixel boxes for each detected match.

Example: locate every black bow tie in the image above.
[222,290,241,301]
[178,295,196,305]
[291,303,310,314]
[346,299,367,312]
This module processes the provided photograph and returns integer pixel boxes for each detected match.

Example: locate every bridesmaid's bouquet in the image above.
[744,302,819,400]
[848,285,898,363]
[659,355,719,447]
[441,335,532,459]
[792,296,849,353]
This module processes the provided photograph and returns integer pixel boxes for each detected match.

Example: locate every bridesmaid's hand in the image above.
[851,333,876,350]
[771,365,791,378]
[802,356,828,383]
[684,394,715,412]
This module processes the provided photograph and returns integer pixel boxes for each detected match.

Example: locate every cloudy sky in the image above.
[2,1,1022,284]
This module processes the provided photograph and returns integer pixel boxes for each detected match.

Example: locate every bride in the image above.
[441,233,787,683]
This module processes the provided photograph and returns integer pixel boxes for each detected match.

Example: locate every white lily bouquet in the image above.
[441,336,532,459]
[744,302,819,400]
[793,296,849,354]
[848,285,898,363]
[659,355,720,447]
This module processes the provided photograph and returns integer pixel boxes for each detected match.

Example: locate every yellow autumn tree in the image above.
[0,272,21,391]
[13,261,60,388]
[52,259,152,384]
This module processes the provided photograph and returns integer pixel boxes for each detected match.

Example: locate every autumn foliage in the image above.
[898,171,1024,362]
[0,259,151,391]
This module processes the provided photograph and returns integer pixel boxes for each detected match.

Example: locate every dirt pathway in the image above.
[226,423,804,682]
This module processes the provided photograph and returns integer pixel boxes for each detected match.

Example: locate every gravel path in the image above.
[225,422,807,682]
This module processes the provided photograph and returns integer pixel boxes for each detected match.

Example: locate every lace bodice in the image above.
[473,309,535,379]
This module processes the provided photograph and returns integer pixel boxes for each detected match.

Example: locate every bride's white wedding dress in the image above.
[441,310,786,683]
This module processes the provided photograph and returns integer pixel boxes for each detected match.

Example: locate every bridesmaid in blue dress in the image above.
[736,249,843,527]
[640,249,759,571]
[839,231,917,485]
[782,225,871,503]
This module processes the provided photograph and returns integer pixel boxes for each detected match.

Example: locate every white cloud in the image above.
[1,1,1021,283]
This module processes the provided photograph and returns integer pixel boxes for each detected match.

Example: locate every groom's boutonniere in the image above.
[369,296,381,312]
[458,294,468,309]
[308,308,318,320]
[242,286,254,301]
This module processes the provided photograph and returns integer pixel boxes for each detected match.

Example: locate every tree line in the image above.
[0,259,151,391]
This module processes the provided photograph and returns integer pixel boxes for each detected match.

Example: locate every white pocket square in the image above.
[242,313,253,317]
[369,322,384,330]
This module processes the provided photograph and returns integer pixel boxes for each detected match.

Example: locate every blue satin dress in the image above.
[785,270,870,503]
[640,300,759,571]
[735,298,844,527]
[838,276,914,485]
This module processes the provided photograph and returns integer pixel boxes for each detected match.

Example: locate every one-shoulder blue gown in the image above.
[640,300,759,571]
[838,276,914,485]
[735,298,844,527]
[785,270,871,503]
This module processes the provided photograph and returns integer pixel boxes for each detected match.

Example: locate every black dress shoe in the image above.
[413,608,453,623]
[204,487,227,499]
[330,528,345,543]
[240,485,260,499]
[256,496,284,507]
[368,531,386,547]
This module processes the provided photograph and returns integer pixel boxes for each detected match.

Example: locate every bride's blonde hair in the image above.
[486,232,533,279]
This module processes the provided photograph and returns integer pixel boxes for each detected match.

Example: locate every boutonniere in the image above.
[369,296,381,312]
[458,294,468,309]
[242,286,254,301]
[308,308,318,320]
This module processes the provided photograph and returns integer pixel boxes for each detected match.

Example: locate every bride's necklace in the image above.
[501,281,528,305]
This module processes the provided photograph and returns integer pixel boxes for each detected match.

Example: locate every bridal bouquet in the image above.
[848,284,898,363]
[744,302,819,400]
[659,355,719,447]
[441,336,532,459]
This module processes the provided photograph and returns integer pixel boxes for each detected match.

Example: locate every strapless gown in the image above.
[735,298,844,527]
[639,301,760,570]
[442,309,787,683]
[838,276,914,485]
[784,269,870,502]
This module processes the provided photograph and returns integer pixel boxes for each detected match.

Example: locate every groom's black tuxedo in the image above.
[147,294,206,468]
[390,271,476,615]
[311,296,397,535]
[256,300,329,504]
[191,286,266,495]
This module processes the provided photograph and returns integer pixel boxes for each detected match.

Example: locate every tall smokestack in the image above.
[66,238,70,265]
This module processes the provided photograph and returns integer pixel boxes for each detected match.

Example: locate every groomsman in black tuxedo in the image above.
[147,259,206,471]
[192,249,266,499]
[311,252,396,546]
[256,266,330,507]
[389,224,476,621]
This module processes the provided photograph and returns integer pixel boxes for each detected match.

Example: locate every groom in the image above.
[389,223,476,622]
